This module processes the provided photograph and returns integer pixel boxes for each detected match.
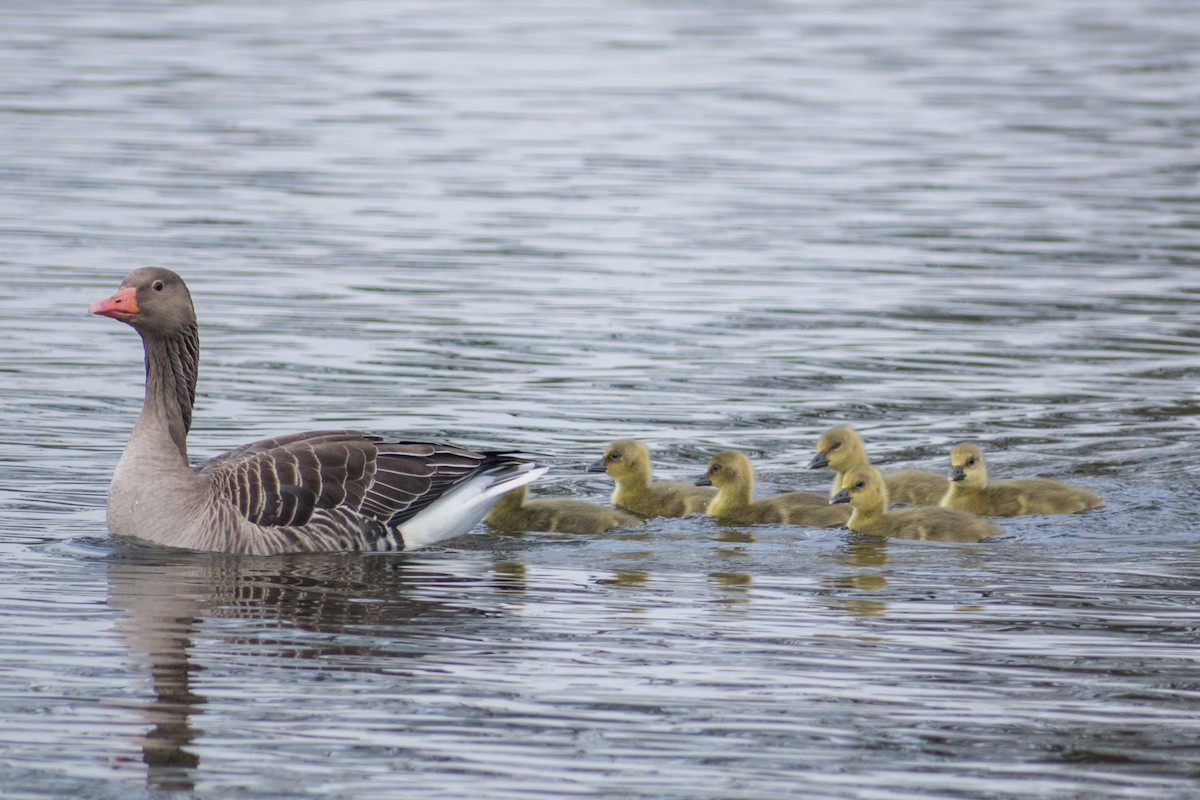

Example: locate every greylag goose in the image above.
[832,466,1001,541]
[808,425,946,505]
[89,267,545,554]
[485,485,643,534]
[940,443,1103,516]
[696,450,850,527]
[586,439,716,517]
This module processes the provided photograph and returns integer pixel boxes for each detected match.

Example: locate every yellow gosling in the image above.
[698,450,850,527]
[940,443,1104,516]
[587,439,717,518]
[832,466,1001,542]
[486,485,643,534]
[808,424,947,505]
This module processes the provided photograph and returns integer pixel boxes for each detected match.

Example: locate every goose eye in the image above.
[152,280,165,292]
[829,442,841,451]
[711,464,721,473]
[967,457,976,466]
[854,480,865,489]
[608,451,620,461]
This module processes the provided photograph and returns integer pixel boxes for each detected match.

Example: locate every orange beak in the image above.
[89,286,139,322]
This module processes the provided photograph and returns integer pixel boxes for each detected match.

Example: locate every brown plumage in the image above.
[698,450,850,527]
[586,439,716,517]
[485,485,643,534]
[89,267,544,554]
[832,466,1001,542]
[940,443,1104,516]
[808,425,946,505]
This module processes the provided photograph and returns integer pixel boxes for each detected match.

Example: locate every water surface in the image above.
[2,1,1200,798]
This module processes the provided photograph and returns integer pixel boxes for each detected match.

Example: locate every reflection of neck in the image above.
[109,558,207,793]
[141,628,203,790]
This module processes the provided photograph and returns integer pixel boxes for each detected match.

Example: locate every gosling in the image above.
[697,450,851,527]
[587,439,717,518]
[808,424,947,505]
[832,465,1001,542]
[485,485,643,534]
[940,443,1103,516]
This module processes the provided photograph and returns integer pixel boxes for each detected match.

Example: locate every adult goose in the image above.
[587,439,716,518]
[832,466,1001,542]
[697,450,850,528]
[89,267,545,554]
[940,443,1103,516]
[808,425,946,505]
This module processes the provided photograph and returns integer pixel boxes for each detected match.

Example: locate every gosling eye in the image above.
[854,480,865,489]
[967,457,976,466]
[608,451,621,461]
[152,280,165,292]
[829,442,842,451]
[711,463,721,474]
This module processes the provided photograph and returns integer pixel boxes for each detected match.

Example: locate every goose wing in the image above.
[197,429,520,530]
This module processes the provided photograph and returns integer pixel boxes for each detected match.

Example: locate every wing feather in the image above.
[199,431,532,537]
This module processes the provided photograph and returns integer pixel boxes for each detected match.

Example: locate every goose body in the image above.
[587,439,716,518]
[698,450,850,527]
[485,485,643,534]
[832,466,1000,542]
[940,443,1103,516]
[809,425,946,505]
[91,267,545,554]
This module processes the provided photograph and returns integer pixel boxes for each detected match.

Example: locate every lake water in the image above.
[2,1,1200,797]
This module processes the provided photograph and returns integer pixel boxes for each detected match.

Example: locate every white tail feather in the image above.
[399,462,548,549]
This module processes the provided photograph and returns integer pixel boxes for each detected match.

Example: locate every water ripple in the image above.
[3,0,1200,798]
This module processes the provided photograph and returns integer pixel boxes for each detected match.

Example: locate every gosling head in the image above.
[808,425,866,472]
[830,465,888,509]
[948,442,987,488]
[588,439,651,483]
[696,450,754,490]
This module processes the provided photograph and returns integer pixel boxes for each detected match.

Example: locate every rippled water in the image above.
[3,1,1200,797]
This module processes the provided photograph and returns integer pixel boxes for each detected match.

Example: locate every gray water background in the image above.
[2,1,1200,798]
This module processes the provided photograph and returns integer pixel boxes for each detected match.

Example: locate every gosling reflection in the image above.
[841,535,891,569]
[599,569,652,587]
[837,595,888,618]
[712,527,756,558]
[492,559,528,593]
[709,571,753,606]
[107,549,510,792]
[826,536,891,617]
[712,529,757,544]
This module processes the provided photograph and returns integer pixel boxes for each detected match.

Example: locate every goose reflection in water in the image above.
[105,548,523,792]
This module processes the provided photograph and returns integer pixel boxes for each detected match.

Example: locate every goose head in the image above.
[90,267,196,338]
